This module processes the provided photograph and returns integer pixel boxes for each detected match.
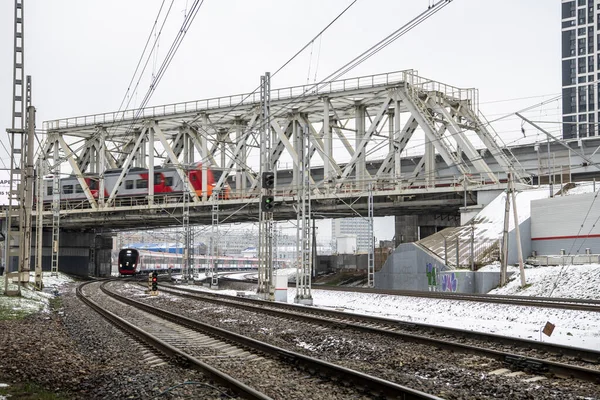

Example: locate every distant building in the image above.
[561,0,599,139]
[332,217,372,253]
[336,235,357,254]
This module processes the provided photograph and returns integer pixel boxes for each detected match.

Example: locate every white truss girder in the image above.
[39,70,528,218]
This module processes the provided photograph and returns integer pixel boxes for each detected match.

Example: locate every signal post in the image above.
[257,72,275,301]
[150,271,158,296]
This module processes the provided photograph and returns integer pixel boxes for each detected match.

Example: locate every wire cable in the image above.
[117,0,170,114]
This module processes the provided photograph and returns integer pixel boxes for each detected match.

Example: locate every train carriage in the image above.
[42,163,229,204]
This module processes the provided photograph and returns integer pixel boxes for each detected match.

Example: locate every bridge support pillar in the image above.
[26,231,114,278]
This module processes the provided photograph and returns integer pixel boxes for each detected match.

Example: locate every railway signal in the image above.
[151,271,158,295]
[262,195,275,211]
[262,171,275,189]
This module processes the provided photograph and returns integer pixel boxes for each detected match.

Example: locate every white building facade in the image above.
[561,0,600,139]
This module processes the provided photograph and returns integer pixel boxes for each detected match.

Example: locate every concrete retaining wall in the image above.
[375,243,506,293]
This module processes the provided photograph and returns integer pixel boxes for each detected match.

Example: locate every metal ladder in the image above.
[5,0,26,287]
[367,185,374,287]
[182,172,190,281]
[295,124,313,304]
[210,191,219,287]
[50,162,60,277]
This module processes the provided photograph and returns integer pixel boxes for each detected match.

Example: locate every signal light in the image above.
[262,195,275,211]
[262,172,275,189]
[151,271,158,292]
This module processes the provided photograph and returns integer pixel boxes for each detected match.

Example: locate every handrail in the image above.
[43,69,479,132]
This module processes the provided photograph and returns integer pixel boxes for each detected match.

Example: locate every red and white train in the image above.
[42,163,229,203]
[117,248,265,276]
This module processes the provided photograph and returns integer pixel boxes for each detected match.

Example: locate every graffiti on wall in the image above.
[426,262,437,291]
[441,272,458,292]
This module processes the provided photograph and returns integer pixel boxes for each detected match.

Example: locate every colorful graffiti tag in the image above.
[426,262,437,290]
[441,272,458,292]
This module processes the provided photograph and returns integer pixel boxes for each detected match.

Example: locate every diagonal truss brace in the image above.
[335,95,392,189]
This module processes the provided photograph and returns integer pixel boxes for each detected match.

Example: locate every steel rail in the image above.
[159,283,600,371]
[222,277,600,312]
[101,281,443,400]
[76,281,272,400]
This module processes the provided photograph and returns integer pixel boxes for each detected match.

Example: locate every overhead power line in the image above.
[118,0,174,114]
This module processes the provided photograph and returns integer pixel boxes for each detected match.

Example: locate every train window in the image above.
[136,179,148,189]
[165,176,173,186]
[75,184,83,193]
[47,186,53,196]
[89,180,98,190]
[125,180,133,189]
[63,185,73,194]
[191,175,197,181]
[154,173,162,184]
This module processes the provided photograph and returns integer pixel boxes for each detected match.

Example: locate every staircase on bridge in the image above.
[415,187,552,270]
[417,226,500,270]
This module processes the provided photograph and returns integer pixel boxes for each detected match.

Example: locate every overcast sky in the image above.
[0,0,561,240]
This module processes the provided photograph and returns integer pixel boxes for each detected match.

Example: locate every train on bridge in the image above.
[41,162,229,205]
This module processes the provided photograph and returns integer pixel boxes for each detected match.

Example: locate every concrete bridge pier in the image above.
[21,231,114,278]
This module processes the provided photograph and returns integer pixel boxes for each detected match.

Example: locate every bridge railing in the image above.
[44,69,418,131]
[34,173,501,213]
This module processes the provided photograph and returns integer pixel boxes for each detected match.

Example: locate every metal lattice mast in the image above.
[34,156,45,289]
[210,190,219,287]
[50,142,60,277]
[258,72,274,300]
[295,123,313,305]
[19,101,35,285]
[367,184,375,288]
[4,0,27,294]
[182,167,190,282]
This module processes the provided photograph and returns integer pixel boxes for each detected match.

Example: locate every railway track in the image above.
[77,280,444,399]
[158,282,600,383]
[221,277,600,313]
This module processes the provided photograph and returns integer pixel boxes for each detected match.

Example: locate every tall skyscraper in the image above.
[561,0,599,139]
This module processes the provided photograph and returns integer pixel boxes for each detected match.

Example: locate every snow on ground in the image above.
[2,265,599,352]
[0,272,74,318]
[186,265,600,351]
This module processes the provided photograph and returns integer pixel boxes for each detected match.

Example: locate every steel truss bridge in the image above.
[38,69,530,231]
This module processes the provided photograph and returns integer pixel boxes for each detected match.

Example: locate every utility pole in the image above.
[509,172,526,286]
[210,190,219,287]
[295,122,313,305]
[34,145,45,289]
[4,0,29,296]
[367,184,374,287]
[500,177,510,286]
[500,172,527,287]
[257,72,275,301]
[181,167,190,282]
